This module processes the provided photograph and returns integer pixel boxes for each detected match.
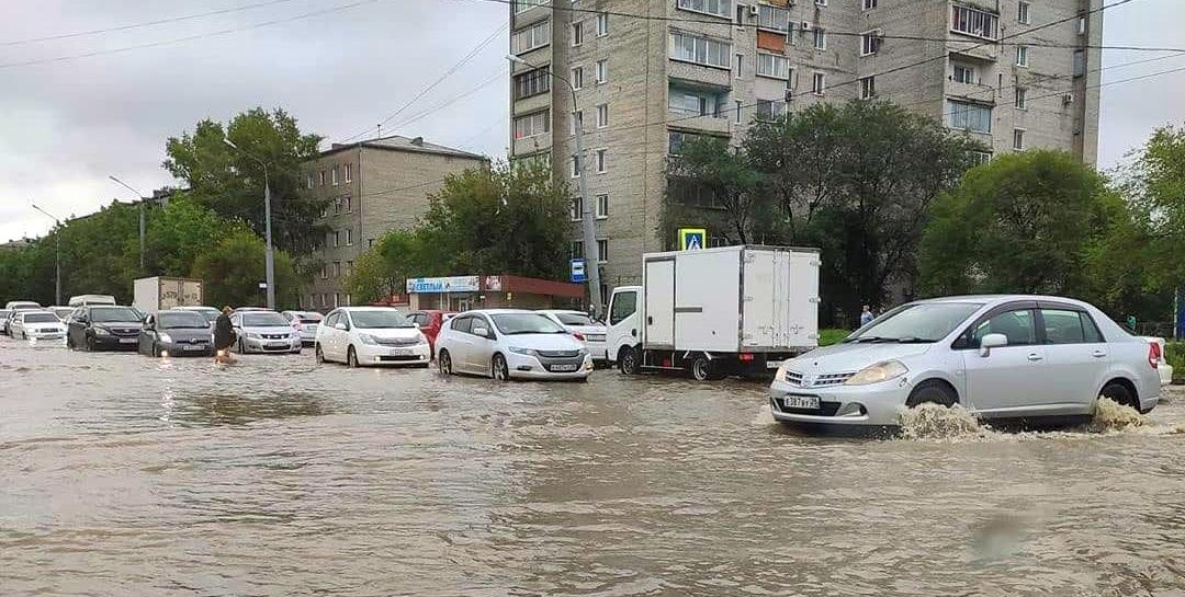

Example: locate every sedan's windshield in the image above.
[91,307,142,323]
[23,313,59,324]
[159,312,209,329]
[243,313,290,327]
[554,312,595,326]
[846,302,984,343]
[492,313,566,335]
[189,309,220,323]
[350,310,413,329]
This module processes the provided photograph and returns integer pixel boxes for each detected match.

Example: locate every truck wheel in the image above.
[618,346,640,375]
[690,355,713,382]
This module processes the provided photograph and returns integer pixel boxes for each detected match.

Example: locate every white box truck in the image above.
[605,245,820,380]
[133,277,204,312]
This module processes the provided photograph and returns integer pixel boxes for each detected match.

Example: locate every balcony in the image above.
[668,80,732,135]
[945,78,996,104]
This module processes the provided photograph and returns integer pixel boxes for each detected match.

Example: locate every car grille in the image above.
[378,354,421,362]
[375,337,419,347]
[784,370,854,388]
[110,328,139,336]
[261,333,289,340]
[538,349,581,358]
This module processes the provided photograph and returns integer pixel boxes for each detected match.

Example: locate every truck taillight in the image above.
[739,353,755,362]
[1149,342,1161,369]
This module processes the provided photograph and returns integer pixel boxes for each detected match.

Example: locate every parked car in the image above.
[404,309,456,357]
[138,310,215,357]
[5,300,42,311]
[67,294,116,307]
[769,295,1162,429]
[1141,336,1174,386]
[49,306,75,321]
[436,309,593,381]
[537,309,608,364]
[315,307,430,368]
[0,310,10,336]
[282,310,324,346]
[174,306,222,326]
[10,310,66,341]
[66,305,144,351]
[230,310,302,354]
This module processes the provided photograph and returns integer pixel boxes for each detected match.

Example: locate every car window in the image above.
[1041,309,1087,345]
[971,309,1037,347]
[490,313,564,335]
[471,315,495,335]
[324,312,339,327]
[242,312,289,326]
[159,311,209,329]
[450,316,472,334]
[555,312,594,326]
[1082,313,1104,343]
[350,310,413,329]
[610,291,637,326]
[23,313,59,323]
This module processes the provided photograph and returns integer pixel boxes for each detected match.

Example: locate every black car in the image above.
[66,305,144,351]
[138,310,215,357]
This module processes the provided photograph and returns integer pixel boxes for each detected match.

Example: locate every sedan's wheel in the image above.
[619,346,639,375]
[315,344,325,364]
[347,346,359,368]
[1100,381,1137,410]
[906,380,957,408]
[690,355,712,382]
[438,350,453,375]
[492,354,509,381]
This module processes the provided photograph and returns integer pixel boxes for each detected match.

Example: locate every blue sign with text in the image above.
[570,258,587,283]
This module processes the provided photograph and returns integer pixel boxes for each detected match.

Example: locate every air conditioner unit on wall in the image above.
[785,90,794,102]
[1062,93,1074,105]
[749,5,759,16]
[800,21,812,31]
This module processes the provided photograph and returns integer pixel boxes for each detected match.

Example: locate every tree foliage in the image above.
[666,136,764,244]
[190,230,299,309]
[344,230,430,304]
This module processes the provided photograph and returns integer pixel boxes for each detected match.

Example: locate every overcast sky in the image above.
[1,0,1181,242]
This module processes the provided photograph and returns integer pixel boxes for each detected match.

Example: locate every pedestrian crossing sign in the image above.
[678,228,706,251]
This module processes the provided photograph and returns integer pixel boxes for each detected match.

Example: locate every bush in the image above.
[1164,342,1185,380]
[819,328,850,347]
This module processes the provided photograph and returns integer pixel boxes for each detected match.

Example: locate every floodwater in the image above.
[3,335,1185,597]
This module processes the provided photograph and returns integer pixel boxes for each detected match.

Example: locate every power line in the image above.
[0,0,304,47]
[0,0,383,70]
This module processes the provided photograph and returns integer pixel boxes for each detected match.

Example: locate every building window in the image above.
[734,53,744,78]
[669,178,725,208]
[571,240,584,258]
[669,86,726,117]
[676,0,731,19]
[1017,1,1031,24]
[969,150,992,166]
[334,293,340,308]
[953,64,976,83]
[596,103,609,128]
[344,163,352,183]
[596,194,609,219]
[319,205,328,219]
[596,239,608,263]
[756,100,785,120]
[756,52,790,79]
[735,100,743,123]
[513,0,548,14]
[514,110,550,140]
[669,31,732,68]
[813,28,826,50]
[595,148,607,173]
[514,68,551,99]
[346,228,353,246]
[1013,128,1026,150]
[595,12,608,36]
[1078,15,1087,35]
[951,5,999,40]
[668,130,703,154]
[571,154,581,178]
[334,262,341,278]
[860,30,882,56]
[343,195,352,212]
[571,196,584,221]
[1016,45,1029,67]
[757,4,790,32]
[815,0,826,5]
[811,72,826,95]
[319,170,326,186]
[320,265,328,279]
[571,67,584,90]
[513,20,550,54]
[334,230,341,247]
[572,21,584,46]
[571,110,583,136]
[595,59,608,83]
[947,100,992,133]
[863,0,877,9]
[306,174,314,189]
[1073,50,1085,77]
[1015,87,1028,110]
[331,166,339,186]
[859,76,876,99]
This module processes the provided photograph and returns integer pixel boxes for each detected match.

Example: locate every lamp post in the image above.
[507,54,603,318]
[108,175,147,273]
[223,137,276,310]
[30,203,62,306]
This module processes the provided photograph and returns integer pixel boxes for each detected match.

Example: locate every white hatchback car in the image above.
[436,309,593,381]
[770,295,1162,428]
[537,309,608,364]
[10,310,67,341]
[314,307,430,368]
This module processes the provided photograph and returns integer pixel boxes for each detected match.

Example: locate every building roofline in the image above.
[316,135,487,161]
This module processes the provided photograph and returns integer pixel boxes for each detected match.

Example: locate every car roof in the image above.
[911,294,1095,309]
[337,306,402,312]
[460,309,542,316]
[175,306,218,311]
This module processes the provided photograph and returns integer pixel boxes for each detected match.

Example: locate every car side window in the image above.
[341,313,352,330]
[324,312,339,327]
[971,309,1037,347]
[470,315,492,337]
[451,316,472,334]
[1041,309,1089,345]
[1081,313,1104,343]
[610,291,637,325]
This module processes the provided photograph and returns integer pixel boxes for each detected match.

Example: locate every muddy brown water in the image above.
[2,335,1185,596]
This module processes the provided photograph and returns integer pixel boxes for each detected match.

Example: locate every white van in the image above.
[67,294,117,307]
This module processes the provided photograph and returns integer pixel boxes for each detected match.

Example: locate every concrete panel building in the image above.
[508,0,1102,291]
[303,135,486,310]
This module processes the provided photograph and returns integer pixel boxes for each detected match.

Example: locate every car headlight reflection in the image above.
[159,333,173,343]
[844,360,909,386]
[358,333,378,345]
[508,346,538,356]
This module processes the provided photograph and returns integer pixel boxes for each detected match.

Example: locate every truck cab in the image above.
[606,286,643,368]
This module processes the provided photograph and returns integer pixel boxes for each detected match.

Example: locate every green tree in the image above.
[665,136,764,244]
[163,107,326,257]
[145,196,253,278]
[344,229,431,304]
[190,230,300,309]
[1127,124,1185,290]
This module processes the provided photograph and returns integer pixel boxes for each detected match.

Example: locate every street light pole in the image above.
[30,203,62,306]
[108,176,147,274]
[224,138,276,310]
[507,54,604,318]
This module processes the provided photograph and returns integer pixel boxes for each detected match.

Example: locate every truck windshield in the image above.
[91,307,142,323]
[492,313,566,335]
[158,312,209,329]
[846,302,984,344]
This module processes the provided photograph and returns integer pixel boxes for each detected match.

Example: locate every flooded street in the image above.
[3,335,1185,597]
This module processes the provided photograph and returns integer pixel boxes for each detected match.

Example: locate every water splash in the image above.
[1090,396,1146,432]
[898,403,984,440]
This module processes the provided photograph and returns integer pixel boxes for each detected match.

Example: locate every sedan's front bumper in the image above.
[91,334,141,350]
[506,352,593,380]
[240,337,302,354]
[355,342,431,366]
[769,378,911,427]
[159,342,214,357]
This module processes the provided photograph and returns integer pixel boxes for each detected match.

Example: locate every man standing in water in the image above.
[213,306,237,364]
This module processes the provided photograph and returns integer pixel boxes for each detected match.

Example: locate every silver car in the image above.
[230,310,302,354]
[282,310,323,346]
[770,295,1162,428]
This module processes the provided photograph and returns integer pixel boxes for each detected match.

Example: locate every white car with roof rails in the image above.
[436,309,593,381]
[315,307,430,367]
[537,309,608,363]
[769,295,1162,428]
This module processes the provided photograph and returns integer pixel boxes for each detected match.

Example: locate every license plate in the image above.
[783,395,820,410]
[266,343,287,349]
[183,345,204,351]
[551,364,579,372]
[390,349,412,356]
[119,338,138,344]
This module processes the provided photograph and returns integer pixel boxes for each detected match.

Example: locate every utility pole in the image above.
[507,54,604,317]
[224,138,277,310]
[30,203,62,306]
[108,176,147,273]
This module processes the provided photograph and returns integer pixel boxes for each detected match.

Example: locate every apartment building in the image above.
[303,135,486,310]
[508,0,1102,288]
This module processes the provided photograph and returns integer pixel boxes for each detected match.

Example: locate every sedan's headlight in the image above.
[416,333,428,344]
[774,364,789,382]
[93,326,111,336]
[159,333,173,343]
[247,332,260,339]
[844,360,909,386]
[508,346,538,356]
[358,333,377,345]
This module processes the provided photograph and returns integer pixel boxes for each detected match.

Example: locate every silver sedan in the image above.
[770,295,1162,428]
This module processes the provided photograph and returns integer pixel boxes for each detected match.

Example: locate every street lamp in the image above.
[108,175,147,273]
[30,203,62,306]
[507,54,604,318]
[223,137,276,311]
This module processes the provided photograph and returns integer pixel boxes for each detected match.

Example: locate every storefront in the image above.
[405,274,584,312]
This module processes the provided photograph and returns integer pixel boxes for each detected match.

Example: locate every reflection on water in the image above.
[2,336,1185,597]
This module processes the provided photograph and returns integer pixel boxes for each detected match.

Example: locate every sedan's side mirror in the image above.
[979,333,1008,357]
[334,322,347,331]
